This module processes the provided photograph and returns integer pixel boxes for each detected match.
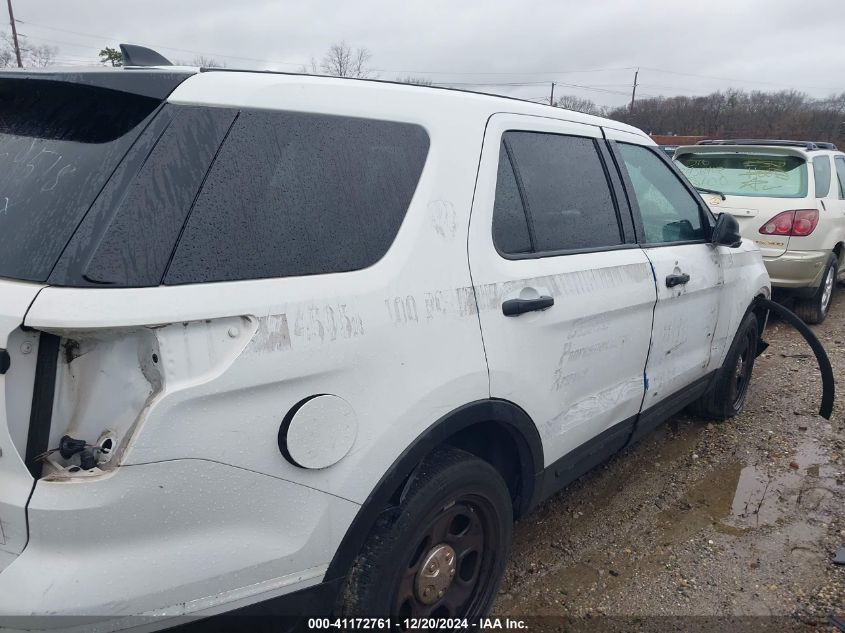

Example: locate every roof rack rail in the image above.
[696,139,836,151]
[814,141,839,150]
[119,44,172,67]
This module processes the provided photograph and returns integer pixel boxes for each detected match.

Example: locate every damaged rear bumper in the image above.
[0,458,358,631]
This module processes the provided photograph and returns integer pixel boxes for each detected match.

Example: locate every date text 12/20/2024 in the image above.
[307,618,528,630]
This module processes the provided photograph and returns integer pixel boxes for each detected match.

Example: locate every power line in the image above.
[639,66,835,92]
[16,19,642,77]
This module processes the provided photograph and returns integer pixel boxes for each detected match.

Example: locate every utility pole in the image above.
[6,0,22,68]
[629,69,639,113]
[549,82,555,106]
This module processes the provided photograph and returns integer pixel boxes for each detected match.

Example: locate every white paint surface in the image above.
[286,395,358,469]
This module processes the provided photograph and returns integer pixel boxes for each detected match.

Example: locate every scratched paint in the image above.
[429,200,459,239]
[385,287,478,325]
[473,262,652,312]
[544,377,644,438]
[292,304,365,342]
[249,314,291,353]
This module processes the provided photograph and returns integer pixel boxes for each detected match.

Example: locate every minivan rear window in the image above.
[675,152,808,199]
[0,79,159,282]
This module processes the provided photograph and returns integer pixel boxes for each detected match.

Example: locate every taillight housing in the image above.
[759,210,819,237]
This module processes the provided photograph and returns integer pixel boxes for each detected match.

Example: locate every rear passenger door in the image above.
[468,114,657,479]
[606,132,725,425]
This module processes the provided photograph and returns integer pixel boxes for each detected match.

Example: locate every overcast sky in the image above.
[8,0,845,108]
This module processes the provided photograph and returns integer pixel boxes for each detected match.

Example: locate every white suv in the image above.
[0,48,769,631]
[675,140,845,323]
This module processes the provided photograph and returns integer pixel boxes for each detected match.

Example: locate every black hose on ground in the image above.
[756,298,834,420]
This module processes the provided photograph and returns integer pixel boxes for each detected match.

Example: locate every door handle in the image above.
[502,296,555,316]
[666,273,691,288]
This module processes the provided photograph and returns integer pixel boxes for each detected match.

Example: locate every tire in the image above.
[793,254,837,324]
[337,447,513,621]
[689,311,758,421]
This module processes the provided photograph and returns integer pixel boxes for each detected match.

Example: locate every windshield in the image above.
[0,79,159,282]
[675,152,808,199]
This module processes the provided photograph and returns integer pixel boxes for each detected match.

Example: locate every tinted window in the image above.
[813,156,832,198]
[492,145,531,254]
[620,143,705,244]
[0,79,159,282]
[164,110,429,284]
[503,132,621,252]
[676,152,808,199]
[835,157,845,199]
[79,106,236,286]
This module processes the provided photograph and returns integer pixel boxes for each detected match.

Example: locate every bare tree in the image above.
[0,33,14,68]
[2,32,58,68]
[300,56,319,74]
[396,75,433,86]
[319,41,374,78]
[555,95,607,117]
[24,43,57,68]
[191,55,225,68]
[608,89,845,148]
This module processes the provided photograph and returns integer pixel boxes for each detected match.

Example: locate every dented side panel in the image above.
[467,113,657,467]
[640,243,724,409]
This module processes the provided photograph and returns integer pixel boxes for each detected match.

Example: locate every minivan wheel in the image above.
[794,254,837,325]
[689,312,758,421]
[337,447,512,623]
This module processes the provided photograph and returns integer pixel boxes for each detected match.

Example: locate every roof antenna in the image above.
[119,44,173,67]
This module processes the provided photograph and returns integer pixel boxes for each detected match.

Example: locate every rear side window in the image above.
[619,143,705,244]
[492,147,531,254]
[0,79,159,282]
[492,131,622,255]
[78,106,236,286]
[835,156,845,199]
[164,110,429,284]
[813,156,832,198]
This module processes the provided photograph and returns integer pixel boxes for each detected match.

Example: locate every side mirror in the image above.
[711,212,742,248]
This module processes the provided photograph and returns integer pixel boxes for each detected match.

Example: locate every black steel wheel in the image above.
[729,322,756,411]
[393,493,500,619]
[338,448,512,625]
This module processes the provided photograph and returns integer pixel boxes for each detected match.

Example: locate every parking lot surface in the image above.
[495,294,845,630]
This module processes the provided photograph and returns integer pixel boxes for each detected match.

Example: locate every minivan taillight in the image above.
[759,210,819,237]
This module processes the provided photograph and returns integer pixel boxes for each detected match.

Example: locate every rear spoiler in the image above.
[0,67,194,100]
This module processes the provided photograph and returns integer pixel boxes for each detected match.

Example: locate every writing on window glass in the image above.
[675,152,807,199]
[0,138,77,204]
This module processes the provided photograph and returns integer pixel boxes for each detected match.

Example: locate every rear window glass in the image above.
[675,152,808,199]
[0,79,159,282]
[164,110,429,285]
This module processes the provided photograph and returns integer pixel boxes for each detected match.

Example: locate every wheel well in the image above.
[752,294,769,329]
[834,243,844,267]
[326,400,541,585]
[443,421,526,515]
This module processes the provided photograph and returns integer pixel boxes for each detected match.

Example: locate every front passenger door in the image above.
[608,134,724,422]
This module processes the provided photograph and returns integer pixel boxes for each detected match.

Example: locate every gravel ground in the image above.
[494,292,845,632]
